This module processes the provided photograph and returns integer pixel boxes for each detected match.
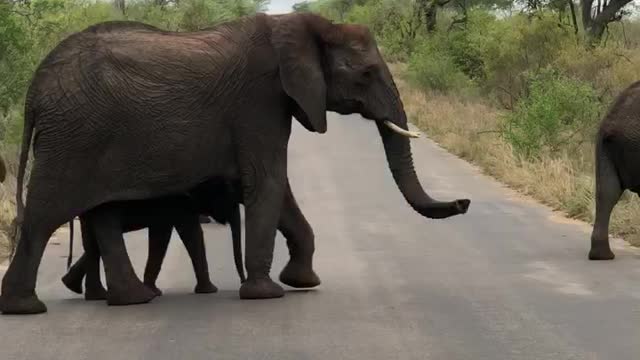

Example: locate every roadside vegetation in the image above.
[294,0,640,244]
[1,0,639,252]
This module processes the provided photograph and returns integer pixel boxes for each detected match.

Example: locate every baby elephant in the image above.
[62,179,245,303]
[589,81,640,260]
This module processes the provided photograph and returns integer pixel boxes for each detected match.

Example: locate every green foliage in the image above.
[175,0,236,31]
[467,11,574,105]
[293,1,313,12]
[407,38,476,95]
[502,69,603,158]
[0,105,24,148]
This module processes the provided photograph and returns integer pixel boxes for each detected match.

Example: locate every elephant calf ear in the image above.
[271,15,328,134]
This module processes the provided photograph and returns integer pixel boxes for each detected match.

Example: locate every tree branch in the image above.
[593,0,631,26]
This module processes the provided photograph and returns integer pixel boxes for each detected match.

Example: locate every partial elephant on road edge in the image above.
[589,80,640,261]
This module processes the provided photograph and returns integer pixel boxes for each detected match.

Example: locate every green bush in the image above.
[502,69,604,158]
[470,11,575,106]
[407,38,476,95]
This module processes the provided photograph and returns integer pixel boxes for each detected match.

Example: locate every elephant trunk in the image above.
[376,108,470,219]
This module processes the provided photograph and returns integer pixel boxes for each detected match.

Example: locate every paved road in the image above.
[1,113,640,360]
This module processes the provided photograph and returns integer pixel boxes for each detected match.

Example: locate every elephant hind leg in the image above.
[86,205,156,306]
[589,145,622,261]
[0,207,60,314]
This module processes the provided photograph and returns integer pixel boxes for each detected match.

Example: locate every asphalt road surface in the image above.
[1,113,639,360]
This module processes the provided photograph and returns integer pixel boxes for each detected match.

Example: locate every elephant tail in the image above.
[67,220,74,269]
[229,202,246,283]
[10,103,35,255]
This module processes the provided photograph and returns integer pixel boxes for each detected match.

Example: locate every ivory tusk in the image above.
[384,121,421,138]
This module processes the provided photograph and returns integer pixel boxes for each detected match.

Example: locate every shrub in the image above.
[502,69,604,158]
[407,38,476,95]
[472,12,574,107]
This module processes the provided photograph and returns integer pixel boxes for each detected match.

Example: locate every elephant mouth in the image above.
[383,121,421,138]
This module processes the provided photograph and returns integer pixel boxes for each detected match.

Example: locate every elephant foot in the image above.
[279,261,321,288]
[61,272,84,295]
[106,284,156,306]
[589,246,615,260]
[0,294,47,315]
[239,277,284,299]
[144,282,163,297]
[194,281,218,294]
[85,285,108,301]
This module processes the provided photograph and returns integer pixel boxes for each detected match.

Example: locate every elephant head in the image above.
[269,13,470,219]
[0,154,6,183]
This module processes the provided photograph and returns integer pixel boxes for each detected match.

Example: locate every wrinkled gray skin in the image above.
[1,13,470,314]
[589,81,640,261]
[0,155,5,183]
[62,179,246,302]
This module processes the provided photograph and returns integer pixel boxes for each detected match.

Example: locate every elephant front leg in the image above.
[239,178,286,300]
[278,180,320,289]
[86,207,156,306]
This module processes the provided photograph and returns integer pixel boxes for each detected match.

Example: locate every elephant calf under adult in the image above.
[62,178,245,304]
[1,13,470,314]
[589,81,640,260]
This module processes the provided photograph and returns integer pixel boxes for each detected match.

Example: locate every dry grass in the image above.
[0,177,15,261]
[391,63,640,246]
[0,150,18,261]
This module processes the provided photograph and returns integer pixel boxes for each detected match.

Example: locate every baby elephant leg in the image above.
[175,215,217,294]
[61,217,107,300]
[143,224,173,296]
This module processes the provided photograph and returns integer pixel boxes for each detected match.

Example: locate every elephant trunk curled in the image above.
[376,107,470,220]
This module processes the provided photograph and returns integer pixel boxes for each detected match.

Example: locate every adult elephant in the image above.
[589,81,640,261]
[0,13,470,314]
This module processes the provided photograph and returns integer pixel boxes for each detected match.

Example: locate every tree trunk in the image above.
[568,0,579,35]
[115,0,125,15]
[581,0,632,45]
[424,2,437,32]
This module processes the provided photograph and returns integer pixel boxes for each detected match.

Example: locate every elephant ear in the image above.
[270,14,330,134]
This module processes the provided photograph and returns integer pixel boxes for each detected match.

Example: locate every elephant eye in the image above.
[357,66,375,87]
